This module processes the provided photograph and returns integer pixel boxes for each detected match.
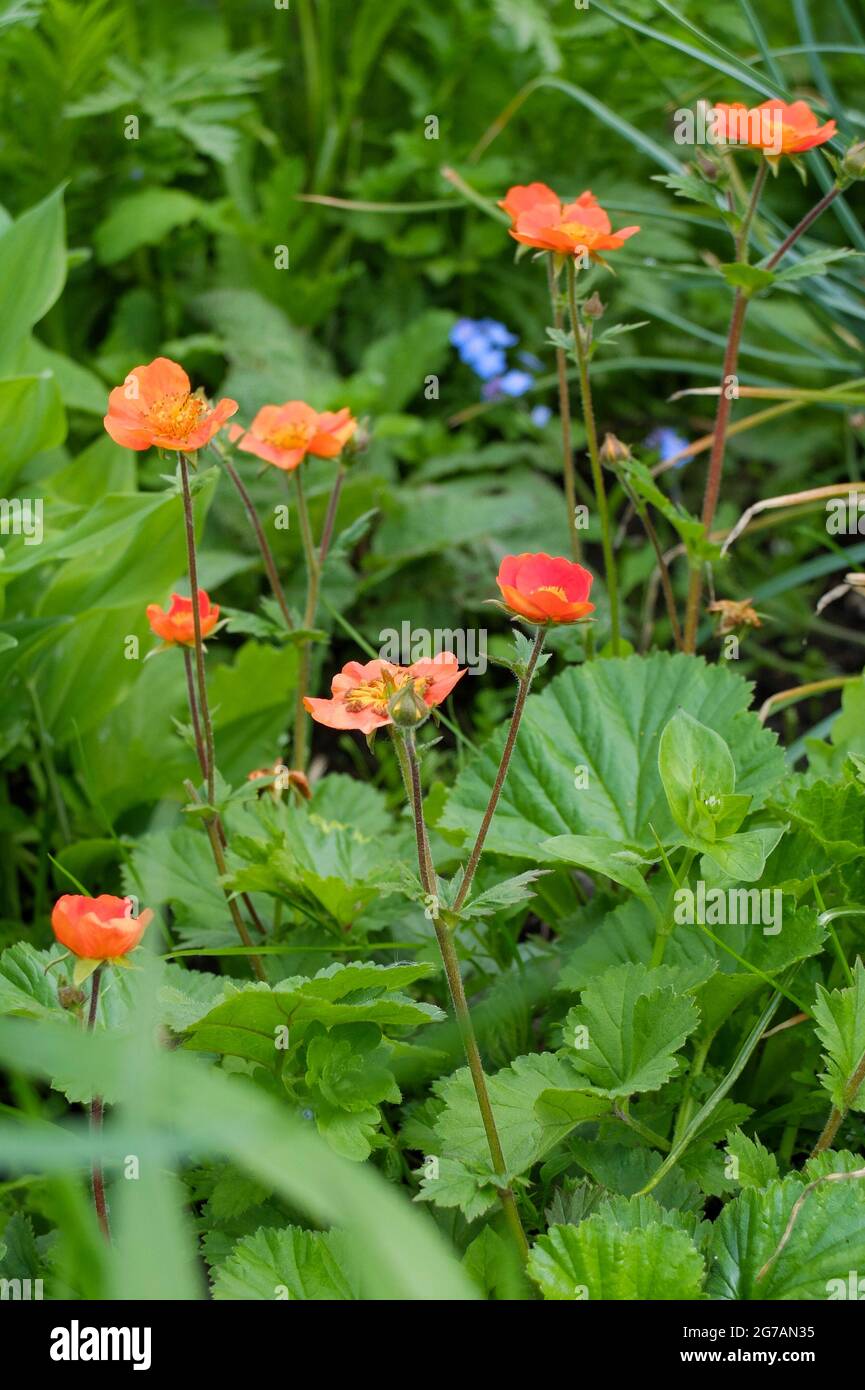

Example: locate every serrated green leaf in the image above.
[562,962,699,1096]
[212,1225,360,1300]
[529,1215,705,1300]
[813,958,865,1115]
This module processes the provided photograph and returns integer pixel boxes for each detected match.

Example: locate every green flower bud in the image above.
[842,141,865,182]
[388,681,430,729]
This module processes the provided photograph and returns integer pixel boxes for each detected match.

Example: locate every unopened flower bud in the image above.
[695,149,721,183]
[600,433,631,468]
[842,141,865,182]
[583,292,605,320]
[388,681,430,729]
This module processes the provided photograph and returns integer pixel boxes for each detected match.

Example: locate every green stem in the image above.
[292,469,322,771]
[452,628,545,915]
[318,463,345,566]
[178,456,216,807]
[682,165,837,652]
[567,260,620,655]
[811,1042,865,1156]
[547,257,581,562]
[765,185,840,270]
[220,453,294,632]
[86,966,110,1242]
[650,849,695,968]
[182,648,208,781]
[402,732,528,1262]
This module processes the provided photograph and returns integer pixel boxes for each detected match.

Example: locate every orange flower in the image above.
[498,182,561,223]
[52,894,152,961]
[501,185,639,259]
[304,654,465,736]
[714,100,836,159]
[104,357,238,453]
[229,401,357,472]
[146,591,220,647]
[497,552,595,625]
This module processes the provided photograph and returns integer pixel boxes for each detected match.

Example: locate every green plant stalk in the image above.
[291,464,345,772]
[179,456,216,807]
[402,732,528,1262]
[566,260,620,654]
[220,453,294,632]
[546,256,581,562]
[683,165,839,650]
[182,648,207,781]
[181,650,267,941]
[178,461,266,976]
[650,849,696,967]
[87,966,110,1242]
[453,627,546,914]
[811,1043,865,1156]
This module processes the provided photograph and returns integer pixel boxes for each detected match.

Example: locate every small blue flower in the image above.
[497,369,535,397]
[466,345,508,380]
[518,350,544,372]
[450,318,478,349]
[646,427,690,467]
[478,318,518,349]
[531,404,553,427]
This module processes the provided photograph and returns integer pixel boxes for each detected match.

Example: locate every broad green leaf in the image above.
[813,958,865,1114]
[441,654,784,859]
[0,185,66,368]
[0,372,65,489]
[708,1171,865,1300]
[699,825,785,882]
[186,962,443,1067]
[94,188,207,264]
[529,1216,705,1300]
[562,962,699,1096]
[212,1225,360,1300]
[542,835,658,900]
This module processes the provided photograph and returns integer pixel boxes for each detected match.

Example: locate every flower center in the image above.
[147,392,207,440]
[534,584,567,601]
[345,671,430,716]
[270,422,315,451]
[559,220,596,247]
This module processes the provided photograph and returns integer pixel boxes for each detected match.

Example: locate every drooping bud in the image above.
[583,291,605,320]
[387,681,430,729]
[600,433,631,469]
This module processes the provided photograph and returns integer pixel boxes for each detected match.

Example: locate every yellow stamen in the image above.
[147,392,207,440]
